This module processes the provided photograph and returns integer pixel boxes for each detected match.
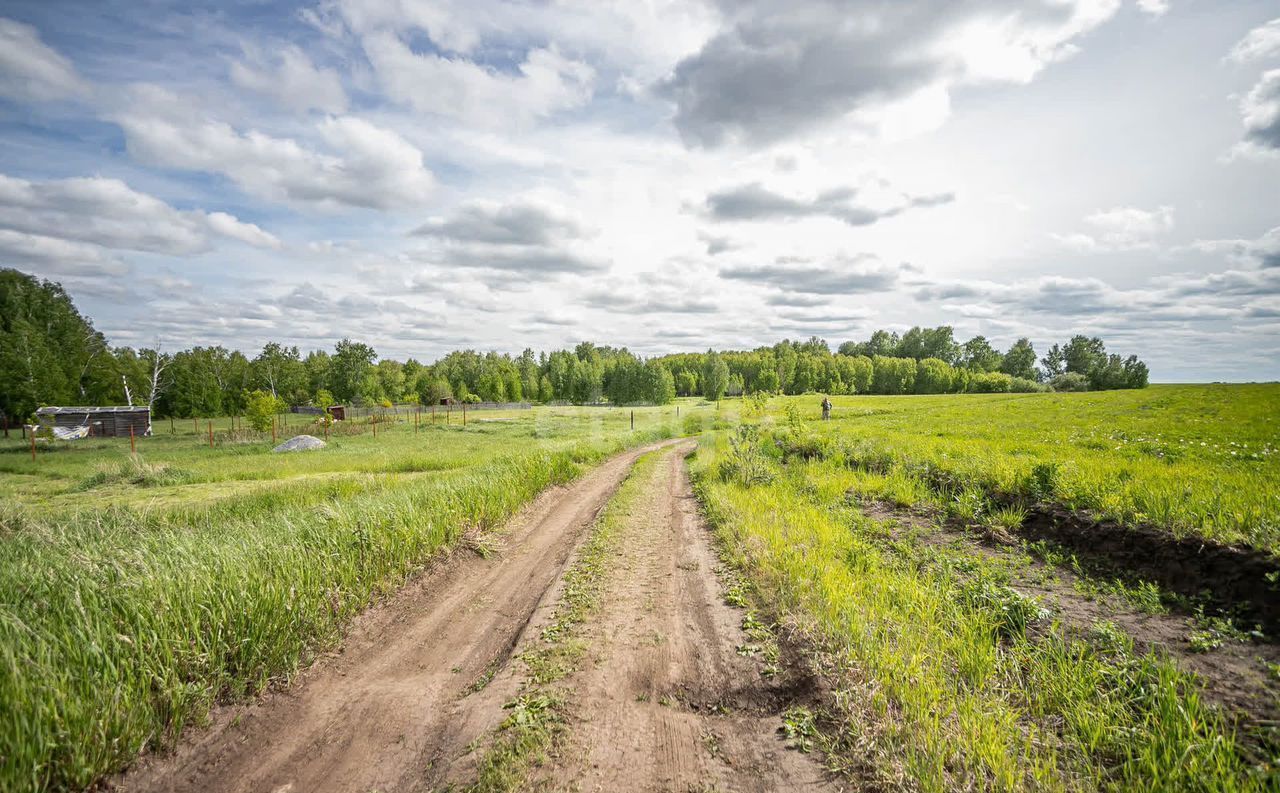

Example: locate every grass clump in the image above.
[77,457,193,489]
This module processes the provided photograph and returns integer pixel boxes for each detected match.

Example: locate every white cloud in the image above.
[1236,68,1280,155]
[205,212,282,250]
[0,173,279,255]
[1228,18,1280,63]
[0,229,128,276]
[359,33,594,126]
[114,86,435,209]
[0,17,86,102]
[1052,205,1175,251]
[1135,0,1170,18]
[229,45,348,114]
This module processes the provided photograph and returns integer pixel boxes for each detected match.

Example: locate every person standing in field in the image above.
[821,396,832,421]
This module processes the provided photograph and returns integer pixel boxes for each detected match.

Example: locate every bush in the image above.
[244,390,285,432]
[871,355,916,394]
[915,357,957,394]
[1049,373,1089,392]
[967,372,1014,393]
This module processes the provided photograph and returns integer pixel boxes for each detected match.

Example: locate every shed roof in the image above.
[36,406,151,414]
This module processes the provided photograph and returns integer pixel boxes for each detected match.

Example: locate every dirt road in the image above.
[538,443,839,792]
[118,441,838,792]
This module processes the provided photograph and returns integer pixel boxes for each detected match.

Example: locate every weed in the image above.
[779,706,818,753]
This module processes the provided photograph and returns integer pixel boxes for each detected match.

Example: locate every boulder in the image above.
[273,434,326,453]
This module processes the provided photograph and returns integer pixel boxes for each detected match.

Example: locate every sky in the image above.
[0,0,1277,381]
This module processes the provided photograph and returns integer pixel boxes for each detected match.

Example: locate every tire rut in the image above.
[540,444,843,792]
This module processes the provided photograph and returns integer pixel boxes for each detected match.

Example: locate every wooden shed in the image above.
[326,405,347,421]
[36,406,152,438]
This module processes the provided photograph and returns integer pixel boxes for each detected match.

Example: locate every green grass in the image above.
[776,384,1280,552]
[690,385,1280,791]
[0,403,715,792]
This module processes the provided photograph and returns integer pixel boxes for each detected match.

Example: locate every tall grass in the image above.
[692,434,1261,790]
[0,415,677,791]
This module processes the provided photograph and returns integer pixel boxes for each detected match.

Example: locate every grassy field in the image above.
[0,402,721,791]
[767,384,1280,551]
[691,383,1280,791]
[4,385,1277,791]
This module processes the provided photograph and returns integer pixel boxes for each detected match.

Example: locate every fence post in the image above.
[324,418,329,441]
[415,406,420,433]
[170,416,175,434]
[631,410,634,430]
[130,425,136,454]
[463,402,467,426]
[3,415,8,438]
[272,417,277,444]
[30,430,36,462]
[193,417,198,434]
[373,416,377,437]
[432,404,436,424]
[208,421,214,448]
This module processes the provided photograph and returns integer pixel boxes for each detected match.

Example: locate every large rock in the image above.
[273,434,327,453]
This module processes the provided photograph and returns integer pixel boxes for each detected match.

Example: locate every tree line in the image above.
[0,269,1148,421]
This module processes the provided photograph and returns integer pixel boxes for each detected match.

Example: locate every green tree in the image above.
[1000,338,1038,381]
[960,336,1003,372]
[331,339,376,403]
[244,389,285,432]
[1041,344,1066,378]
[702,351,730,401]
[1064,336,1107,377]
[0,269,112,419]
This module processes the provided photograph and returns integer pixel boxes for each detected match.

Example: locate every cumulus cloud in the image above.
[1191,225,1280,270]
[0,17,86,102]
[115,87,435,210]
[411,198,606,279]
[413,200,583,245]
[230,45,349,114]
[1053,205,1175,251]
[661,0,1121,146]
[704,182,953,226]
[360,32,594,126]
[1228,18,1280,63]
[1238,69,1280,154]
[0,230,128,276]
[0,173,280,255]
[720,255,902,294]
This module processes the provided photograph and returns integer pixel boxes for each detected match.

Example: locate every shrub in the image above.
[1049,372,1089,392]
[967,372,1014,393]
[871,355,916,394]
[915,357,957,394]
[244,389,285,432]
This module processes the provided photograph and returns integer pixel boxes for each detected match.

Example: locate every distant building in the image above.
[35,406,151,438]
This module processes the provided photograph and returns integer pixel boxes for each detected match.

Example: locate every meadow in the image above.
[3,384,1278,791]
[692,383,1280,791]
[0,402,719,791]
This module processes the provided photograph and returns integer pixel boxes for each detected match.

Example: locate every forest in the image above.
[0,268,1149,421]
